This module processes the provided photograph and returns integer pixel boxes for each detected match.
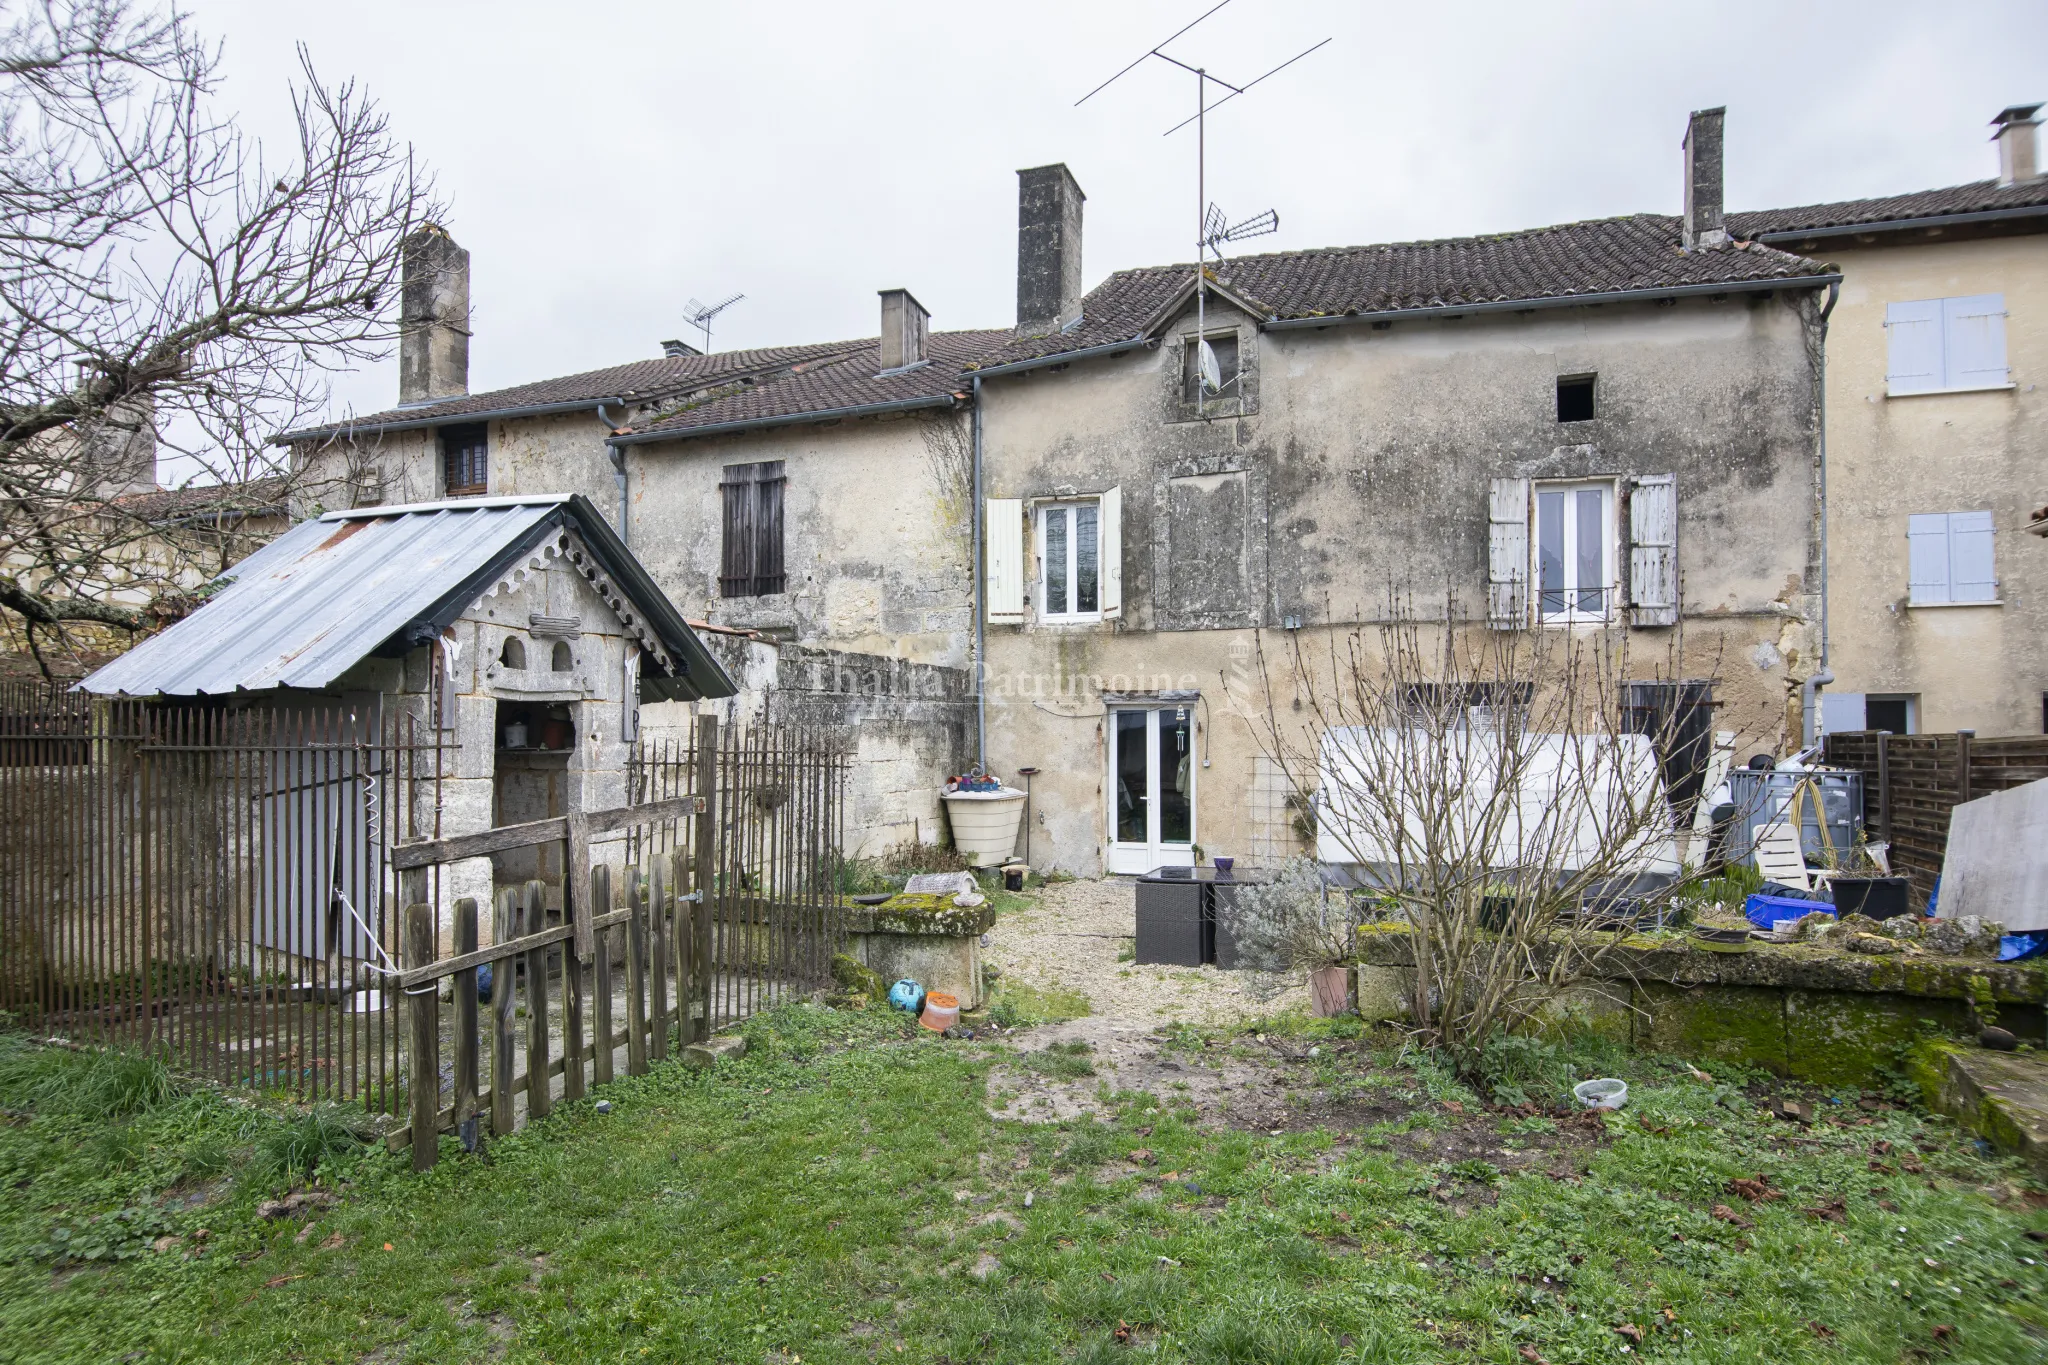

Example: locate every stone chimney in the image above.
[1681,107,1727,251]
[1016,164,1086,333]
[878,289,930,371]
[1993,104,2043,187]
[85,394,156,498]
[398,225,470,405]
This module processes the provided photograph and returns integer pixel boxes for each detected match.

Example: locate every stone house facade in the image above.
[967,114,1838,876]
[1732,105,2048,739]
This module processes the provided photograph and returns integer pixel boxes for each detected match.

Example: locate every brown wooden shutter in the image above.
[720,460,786,597]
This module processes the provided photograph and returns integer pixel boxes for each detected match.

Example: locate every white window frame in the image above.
[1035,498,1104,624]
[1532,479,1617,624]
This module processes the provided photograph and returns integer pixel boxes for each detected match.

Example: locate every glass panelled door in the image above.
[1106,705,1195,875]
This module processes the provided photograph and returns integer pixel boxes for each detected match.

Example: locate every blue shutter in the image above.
[1942,294,2009,390]
[1885,299,1944,395]
[1907,513,1951,605]
[1948,510,1998,602]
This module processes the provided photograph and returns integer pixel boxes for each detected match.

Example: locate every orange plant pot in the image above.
[920,991,961,1032]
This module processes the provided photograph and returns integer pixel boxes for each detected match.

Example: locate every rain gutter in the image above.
[272,395,634,445]
[962,335,1151,380]
[604,393,957,447]
[1748,203,2048,245]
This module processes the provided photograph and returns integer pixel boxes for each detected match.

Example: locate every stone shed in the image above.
[80,493,737,954]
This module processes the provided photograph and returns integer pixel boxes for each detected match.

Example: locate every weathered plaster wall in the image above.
[1819,233,2048,735]
[624,410,974,667]
[979,292,1826,875]
[646,634,975,859]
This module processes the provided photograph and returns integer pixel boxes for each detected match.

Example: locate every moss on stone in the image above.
[1641,982,1790,1073]
[868,892,996,937]
[830,952,886,1003]
[1783,990,1968,1088]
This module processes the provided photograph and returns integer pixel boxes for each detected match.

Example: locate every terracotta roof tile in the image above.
[1729,177,2048,238]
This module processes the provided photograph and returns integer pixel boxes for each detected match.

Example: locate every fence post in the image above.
[649,856,670,1061]
[451,898,480,1151]
[692,715,720,1040]
[491,888,519,1138]
[562,912,586,1104]
[567,811,593,964]
[522,881,551,1120]
[672,848,695,1048]
[591,864,615,1087]
[1957,730,1974,806]
[1876,731,1891,846]
[625,867,649,1076]
[404,902,438,1173]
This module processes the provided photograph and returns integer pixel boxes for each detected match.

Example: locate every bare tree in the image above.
[0,0,437,671]
[1245,599,1729,1065]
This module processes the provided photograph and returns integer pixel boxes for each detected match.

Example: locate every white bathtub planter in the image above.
[941,783,1028,866]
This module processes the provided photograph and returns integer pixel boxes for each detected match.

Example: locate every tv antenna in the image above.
[1077,1,1327,397]
[682,293,745,352]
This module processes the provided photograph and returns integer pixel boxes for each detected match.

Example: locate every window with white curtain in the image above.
[1036,500,1101,621]
[1534,481,1614,622]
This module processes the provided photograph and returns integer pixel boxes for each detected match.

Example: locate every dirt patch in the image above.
[986,1023,1615,1180]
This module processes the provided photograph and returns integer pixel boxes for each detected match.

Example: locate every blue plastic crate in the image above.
[1744,893,1834,932]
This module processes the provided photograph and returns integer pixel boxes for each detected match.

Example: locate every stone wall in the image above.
[1353,925,2048,1087]
[645,633,974,861]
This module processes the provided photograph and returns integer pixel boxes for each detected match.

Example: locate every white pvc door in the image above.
[1106,705,1196,875]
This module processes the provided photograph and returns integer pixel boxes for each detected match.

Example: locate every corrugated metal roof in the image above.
[80,495,736,700]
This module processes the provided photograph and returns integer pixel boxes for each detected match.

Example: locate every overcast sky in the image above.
[184,0,2047,446]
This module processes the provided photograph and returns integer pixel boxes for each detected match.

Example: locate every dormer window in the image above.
[1181,332,1240,403]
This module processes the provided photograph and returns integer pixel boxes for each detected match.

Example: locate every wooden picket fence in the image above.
[389,857,708,1168]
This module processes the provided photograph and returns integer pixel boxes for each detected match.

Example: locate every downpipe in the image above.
[1802,282,1841,755]
[597,400,630,545]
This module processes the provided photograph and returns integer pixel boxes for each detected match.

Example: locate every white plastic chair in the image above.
[1752,820,1810,893]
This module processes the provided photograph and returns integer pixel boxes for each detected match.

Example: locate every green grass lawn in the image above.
[2,1007,2045,1364]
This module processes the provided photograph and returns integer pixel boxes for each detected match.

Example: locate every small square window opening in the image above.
[1182,332,1241,404]
[1556,375,1596,423]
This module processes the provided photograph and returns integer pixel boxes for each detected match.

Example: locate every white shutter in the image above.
[1907,512,1951,605]
[1099,485,1123,619]
[1885,299,1944,395]
[985,498,1024,624]
[1486,476,1530,628]
[1627,473,1679,627]
[1948,509,1998,602]
[1820,692,1867,735]
[1943,294,2009,390]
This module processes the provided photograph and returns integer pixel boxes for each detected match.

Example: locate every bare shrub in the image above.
[1246,601,1728,1066]
[0,0,439,671]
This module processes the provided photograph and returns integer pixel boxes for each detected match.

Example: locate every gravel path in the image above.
[985,877,1307,1029]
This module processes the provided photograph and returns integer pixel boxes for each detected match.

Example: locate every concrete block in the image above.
[681,1034,747,1069]
[1354,965,1407,1023]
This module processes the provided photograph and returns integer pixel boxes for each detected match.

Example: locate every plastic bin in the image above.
[1744,893,1834,932]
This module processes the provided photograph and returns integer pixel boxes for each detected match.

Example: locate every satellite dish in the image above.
[1199,338,1223,394]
